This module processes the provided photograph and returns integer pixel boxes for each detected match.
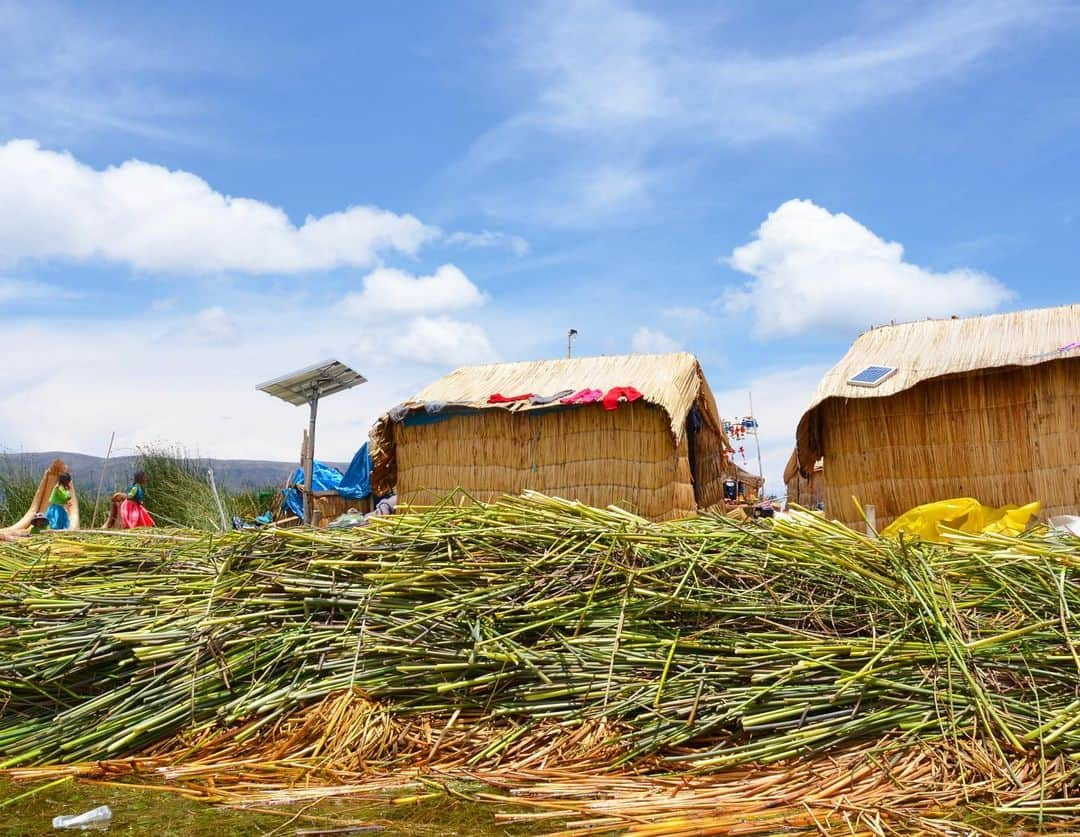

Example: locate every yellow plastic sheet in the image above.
[881,497,1041,543]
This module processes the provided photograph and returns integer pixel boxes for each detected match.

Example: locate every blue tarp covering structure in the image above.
[339,443,372,499]
[282,443,372,519]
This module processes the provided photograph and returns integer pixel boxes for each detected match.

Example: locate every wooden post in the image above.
[90,431,116,529]
[303,394,319,525]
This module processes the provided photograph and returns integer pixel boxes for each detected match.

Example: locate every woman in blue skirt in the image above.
[45,473,73,530]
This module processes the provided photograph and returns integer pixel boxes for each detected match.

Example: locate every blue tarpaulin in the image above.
[282,443,372,519]
[338,443,371,499]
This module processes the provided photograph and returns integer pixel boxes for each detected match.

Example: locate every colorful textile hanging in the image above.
[530,390,575,405]
[560,389,603,404]
[602,387,644,411]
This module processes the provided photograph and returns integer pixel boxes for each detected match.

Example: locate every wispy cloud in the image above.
[0,277,79,303]
[0,1,210,144]
[514,0,1066,143]
[661,306,711,327]
[463,0,1068,223]
[631,326,681,354]
[447,230,531,256]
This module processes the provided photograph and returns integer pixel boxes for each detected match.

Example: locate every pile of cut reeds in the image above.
[0,493,1077,832]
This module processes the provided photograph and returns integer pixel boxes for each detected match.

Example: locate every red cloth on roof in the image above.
[560,388,603,404]
[602,387,643,411]
[487,392,533,403]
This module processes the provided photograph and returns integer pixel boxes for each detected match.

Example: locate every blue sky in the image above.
[0,0,1077,492]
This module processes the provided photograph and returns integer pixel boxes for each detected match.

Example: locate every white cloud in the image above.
[447,230,531,256]
[342,264,488,317]
[380,316,497,366]
[186,306,238,345]
[0,140,437,274]
[0,278,77,303]
[632,327,681,354]
[661,306,710,326]
[0,309,497,462]
[722,199,1015,338]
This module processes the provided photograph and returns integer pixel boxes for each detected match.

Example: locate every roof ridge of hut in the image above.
[856,306,1064,335]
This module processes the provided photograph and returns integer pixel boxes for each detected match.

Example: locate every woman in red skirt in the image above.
[120,471,155,528]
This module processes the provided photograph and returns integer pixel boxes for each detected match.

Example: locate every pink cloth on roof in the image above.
[602,386,643,411]
[560,388,603,404]
[487,392,533,403]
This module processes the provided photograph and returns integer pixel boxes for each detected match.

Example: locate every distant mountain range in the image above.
[0,451,348,493]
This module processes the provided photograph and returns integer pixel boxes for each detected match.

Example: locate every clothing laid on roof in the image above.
[602,386,643,411]
[388,404,409,422]
[529,390,575,405]
[561,388,603,404]
[487,392,533,403]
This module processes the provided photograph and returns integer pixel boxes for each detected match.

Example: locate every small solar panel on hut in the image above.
[847,365,897,387]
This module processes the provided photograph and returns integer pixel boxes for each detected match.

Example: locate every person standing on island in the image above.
[45,473,73,530]
[120,471,155,529]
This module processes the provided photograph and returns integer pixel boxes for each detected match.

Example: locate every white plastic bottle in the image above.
[52,804,112,830]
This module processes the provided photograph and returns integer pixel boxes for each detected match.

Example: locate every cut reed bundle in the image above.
[0,494,1077,831]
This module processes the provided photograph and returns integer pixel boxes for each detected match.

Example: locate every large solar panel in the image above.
[847,365,897,388]
[256,359,366,406]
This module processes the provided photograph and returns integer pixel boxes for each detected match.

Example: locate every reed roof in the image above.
[795,304,1080,474]
[732,464,765,489]
[370,352,728,494]
[403,352,722,441]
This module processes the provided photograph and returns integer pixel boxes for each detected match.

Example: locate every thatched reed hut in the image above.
[784,451,824,510]
[370,353,733,521]
[731,464,765,503]
[792,304,1080,529]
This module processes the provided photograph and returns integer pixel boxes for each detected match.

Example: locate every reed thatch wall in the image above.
[371,352,731,521]
[393,402,697,521]
[784,450,824,509]
[810,359,1079,528]
[793,305,1080,529]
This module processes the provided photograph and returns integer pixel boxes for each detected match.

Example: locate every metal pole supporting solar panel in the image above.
[304,394,318,525]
